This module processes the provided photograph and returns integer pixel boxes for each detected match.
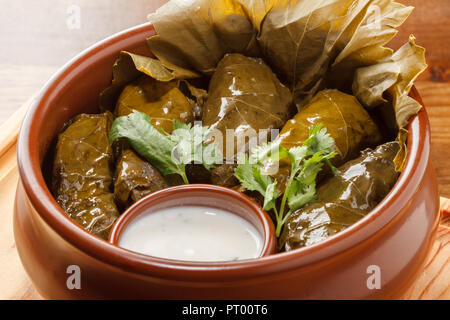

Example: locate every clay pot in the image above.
[14,23,440,299]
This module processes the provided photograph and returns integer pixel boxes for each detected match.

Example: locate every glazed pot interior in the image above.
[17,23,430,279]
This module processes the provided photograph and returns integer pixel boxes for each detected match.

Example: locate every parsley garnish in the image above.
[109,110,221,184]
[235,124,338,237]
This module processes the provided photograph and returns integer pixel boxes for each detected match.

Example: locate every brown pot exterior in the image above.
[13,23,441,299]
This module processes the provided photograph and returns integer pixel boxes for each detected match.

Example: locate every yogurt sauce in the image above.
[118,205,263,262]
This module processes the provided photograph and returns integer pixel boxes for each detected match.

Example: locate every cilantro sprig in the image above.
[234,124,338,237]
[109,110,221,184]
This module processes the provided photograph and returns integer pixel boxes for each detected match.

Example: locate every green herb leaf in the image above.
[202,143,222,171]
[234,123,338,238]
[234,155,269,196]
[287,152,327,212]
[303,124,335,155]
[287,182,317,212]
[286,145,308,170]
[110,110,220,184]
[251,141,289,164]
[109,110,182,176]
[170,119,221,171]
[263,181,278,212]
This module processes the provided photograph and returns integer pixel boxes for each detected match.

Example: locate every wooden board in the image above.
[0,100,449,300]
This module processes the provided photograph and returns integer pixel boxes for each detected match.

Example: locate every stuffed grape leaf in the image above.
[115,76,194,133]
[280,141,400,250]
[51,112,119,239]
[99,51,200,113]
[202,53,293,159]
[270,89,382,193]
[114,149,168,209]
[277,89,382,163]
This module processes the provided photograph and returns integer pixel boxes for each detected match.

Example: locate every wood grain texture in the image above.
[400,223,450,300]
[416,81,450,197]
[393,0,450,82]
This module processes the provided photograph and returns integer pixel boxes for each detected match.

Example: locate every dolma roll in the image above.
[210,164,239,188]
[114,149,168,209]
[113,75,194,206]
[272,89,383,191]
[277,89,382,164]
[202,53,293,159]
[280,141,400,251]
[115,76,194,133]
[52,112,119,239]
[185,164,212,184]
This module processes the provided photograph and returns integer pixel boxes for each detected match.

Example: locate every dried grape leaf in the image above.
[393,127,408,172]
[237,0,275,31]
[147,0,260,76]
[352,36,427,169]
[99,51,197,112]
[388,36,427,129]
[352,35,427,128]
[258,0,371,107]
[352,61,400,108]
[328,0,413,89]
[144,0,424,137]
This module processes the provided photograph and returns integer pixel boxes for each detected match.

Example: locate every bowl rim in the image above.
[17,22,431,281]
[108,184,277,260]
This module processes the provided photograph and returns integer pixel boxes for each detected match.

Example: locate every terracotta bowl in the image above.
[108,184,277,259]
[14,23,440,299]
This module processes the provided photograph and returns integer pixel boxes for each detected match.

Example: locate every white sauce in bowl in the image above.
[118,206,263,262]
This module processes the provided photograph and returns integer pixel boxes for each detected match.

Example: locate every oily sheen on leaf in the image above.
[277,90,382,164]
[280,141,400,250]
[52,112,119,239]
[115,76,194,133]
[99,51,198,112]
[202,53,293,159]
